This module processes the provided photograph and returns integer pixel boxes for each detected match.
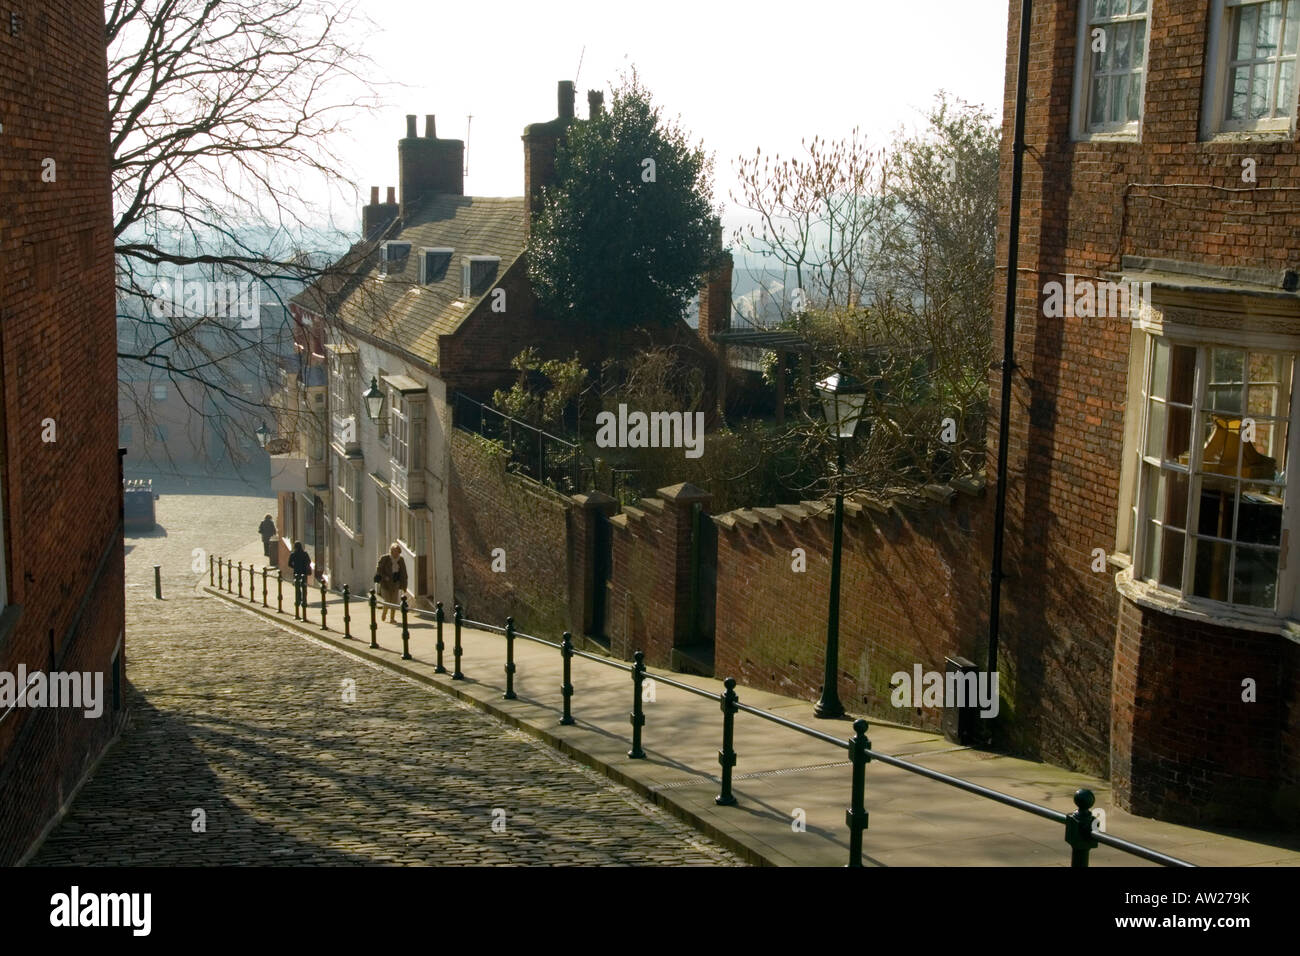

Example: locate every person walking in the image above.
[258,514,277,564]
[374,543,408,623]
[288,541,313,613]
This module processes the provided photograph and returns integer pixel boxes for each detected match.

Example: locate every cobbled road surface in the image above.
[31,471,742,866]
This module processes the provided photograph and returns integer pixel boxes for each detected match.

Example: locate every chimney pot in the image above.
[405,114,417,138]
[587,90,603,118]
[558,80,575,121]
[370,186,379,205]
[386,186,396,204]
[425,114,436,138]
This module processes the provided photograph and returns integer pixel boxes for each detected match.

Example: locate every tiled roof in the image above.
[294,194,527,366]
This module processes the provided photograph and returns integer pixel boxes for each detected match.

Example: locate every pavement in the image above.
[33,478,743,866]
[208,535,1300,868]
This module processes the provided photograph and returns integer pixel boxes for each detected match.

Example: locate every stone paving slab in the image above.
[207,543,1300,867]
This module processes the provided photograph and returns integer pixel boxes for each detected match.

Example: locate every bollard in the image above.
[629,650,647,759]
[209,554,214,587]
[369,589,378,648]
[262,566,268,608]
[434,602,446,674]
[1065,789,1099,868]
[716,677,739,806]
[400,597,411,659]
[503,617,517,700]
[559,631,575,726]
[237,562,243,598]
[154,565,162,600]
[277,571,284,614]
[452,604,464,680]
[319,578,328,630]
[294,573,303,619]
[846,718,871,867]
[342,585,351,639]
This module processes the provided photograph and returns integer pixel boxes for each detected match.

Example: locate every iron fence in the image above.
[208,552,1194,869]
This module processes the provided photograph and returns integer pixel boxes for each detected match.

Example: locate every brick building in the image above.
[0,0,126,863]
[276,80,728,606]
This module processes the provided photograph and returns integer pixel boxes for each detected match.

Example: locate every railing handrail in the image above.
[212,552,1196,868]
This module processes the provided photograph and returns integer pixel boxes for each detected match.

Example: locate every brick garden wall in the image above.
[0,0,125,864]
[447,428,574,638]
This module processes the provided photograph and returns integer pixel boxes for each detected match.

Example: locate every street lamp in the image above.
[255,421,270,449]
[813,354,868,719]
[363,376,385,423]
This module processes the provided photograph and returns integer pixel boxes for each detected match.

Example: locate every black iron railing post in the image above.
[261,566,268,607]
[295,574,304,619]
[847,718,872,867]
[342,585,351,639]
[559,631,575,726]
[248,565,256,603]
[1065,789,1099,868]
[237,562,244,598]
[277,571,284,614]
[503,617,517,700]
[209,554,214,586]
[400,597,411,660]
[629,650,647,759]
[319,578,328,629]
[452,604,464,680]
[154,565,162,600]
[716,677,739,806]
[369,589,378,648]
[435,602,446,673]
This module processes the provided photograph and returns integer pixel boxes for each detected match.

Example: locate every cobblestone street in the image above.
[32,473,741,865]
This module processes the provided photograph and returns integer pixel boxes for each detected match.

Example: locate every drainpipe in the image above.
[988,0,1033,676]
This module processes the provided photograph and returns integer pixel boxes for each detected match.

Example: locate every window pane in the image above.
[1141,518,1161,580]
[1258,0,1284,57]
[1111,73,1129,124]
[1238,487,1284,545]
[1229,66,1251,119]
[1115,21,1132,71]
[1238,4,1260,60]
[1091,76,1109,126]
[1149,338,1170,398]
[1192,536,1232,601]
[1127,71,1143,120]
[1279,59,1295,115]
[1130,0,1147,15]
[1251,62,1274,118]
[1159,528,1185,588]
[1232,545,1279,607]
[1145,399,1168,458]
[1287,2,1299,52]
[1132,18,1147,68]
[1169,345,1196,404]
[1165,406,1192,462]
[1198,479,1238,539]
[1094,0,1111,19]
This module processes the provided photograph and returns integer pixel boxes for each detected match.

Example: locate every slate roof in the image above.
[292,193,527,366]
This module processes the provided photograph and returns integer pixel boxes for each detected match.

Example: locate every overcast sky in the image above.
[320,0,1009,239]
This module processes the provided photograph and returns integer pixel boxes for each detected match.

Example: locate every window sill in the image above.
[1202,129,1294,145]
[1115,567,1300,644]
[335,518,362,546]
[1073,129,1140,144]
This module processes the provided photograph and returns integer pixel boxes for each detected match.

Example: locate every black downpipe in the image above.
[988,0,1033,675]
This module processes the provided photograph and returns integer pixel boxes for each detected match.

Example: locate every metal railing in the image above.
[208,552,1194,869]
[452,392,584,493]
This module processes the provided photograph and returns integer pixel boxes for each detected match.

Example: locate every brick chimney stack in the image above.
[362,185,400,240]
[522,80,578,239]
[587,90,604,119]
[398,112,464,222]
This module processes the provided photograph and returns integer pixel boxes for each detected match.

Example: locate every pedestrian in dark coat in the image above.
[258,515,277,564]
[288,541,313,609]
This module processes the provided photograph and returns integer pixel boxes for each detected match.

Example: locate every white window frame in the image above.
[461,255,501,299]
[419,247,453,286]
[1071,0,1152,140]
[1203,0,1300,138]
[152,383,168,401]
[379,241,411,279]
[1120,328,1300,623]
[388,391,426,474]
[335,453,361,535]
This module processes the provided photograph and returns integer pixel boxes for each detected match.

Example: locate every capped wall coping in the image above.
[637,497,666,514]
[657,482,712,503]
[752,507,782,525]
[774,503,811,521]
[572,491,618,510]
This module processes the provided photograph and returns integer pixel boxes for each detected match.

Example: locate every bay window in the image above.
[1204,0,1300,136]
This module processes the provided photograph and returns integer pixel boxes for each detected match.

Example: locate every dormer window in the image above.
[379,241,411,278]
[420,247,453,286]
[461,255,500,298]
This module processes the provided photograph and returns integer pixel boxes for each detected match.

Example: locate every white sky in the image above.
[320,0,1009,239]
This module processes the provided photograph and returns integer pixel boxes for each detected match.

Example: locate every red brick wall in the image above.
[714,497,988,728]
[447,428,574,638]
[992,0,1300,814]
[0,0,124,864]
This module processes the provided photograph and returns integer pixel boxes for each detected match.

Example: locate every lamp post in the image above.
[813,355,867,720]
[363,376,385,423]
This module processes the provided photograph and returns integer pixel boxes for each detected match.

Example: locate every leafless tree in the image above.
[109,0,384,471]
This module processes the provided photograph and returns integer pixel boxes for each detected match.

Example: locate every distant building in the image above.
[0,0,125,864]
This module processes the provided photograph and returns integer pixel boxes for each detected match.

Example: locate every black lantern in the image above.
[255,421,270,448]
[815,359,868,440]
[363,376,385,422]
